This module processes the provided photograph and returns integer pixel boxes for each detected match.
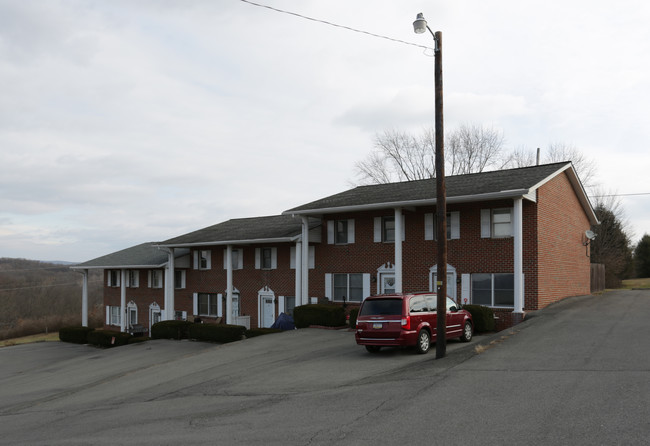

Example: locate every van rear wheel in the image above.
[415,329,430,354]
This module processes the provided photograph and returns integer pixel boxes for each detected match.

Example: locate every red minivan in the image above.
[355,293,473,354]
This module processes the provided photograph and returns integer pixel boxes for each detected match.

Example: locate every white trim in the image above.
[324,273,332,301]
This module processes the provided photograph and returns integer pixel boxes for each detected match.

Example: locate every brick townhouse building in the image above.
[73,162,598,333]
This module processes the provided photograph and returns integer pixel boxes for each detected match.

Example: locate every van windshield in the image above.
[359,299,402,316]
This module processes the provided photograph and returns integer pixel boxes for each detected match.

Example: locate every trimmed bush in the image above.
[348,308,359,328]
[151,320,192,340]
[87,330,132,348]
[293,304,346,328]
[188,323,246,343]
[245,327,283,338]
[59,326,94,344]
[462,305,496,333]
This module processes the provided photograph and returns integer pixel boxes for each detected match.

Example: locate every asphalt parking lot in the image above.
[1,289,649,445]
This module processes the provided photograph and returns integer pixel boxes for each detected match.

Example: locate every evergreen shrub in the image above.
[293,304,346,328]
[348,308,359,328]
[59,326,95,344]
[245,327,283,338]
[151,320,191,340]
[462,305,496,332]
[188,323,246,343]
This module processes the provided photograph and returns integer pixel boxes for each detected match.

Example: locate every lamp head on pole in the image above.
[413,13,428,34]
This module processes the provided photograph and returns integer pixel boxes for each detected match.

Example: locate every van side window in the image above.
[410,296,427,313]
[425,295,437,311]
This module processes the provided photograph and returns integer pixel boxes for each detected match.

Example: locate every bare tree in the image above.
[353,125,506,185]
[545,142,598,190]
[447,124,506,175]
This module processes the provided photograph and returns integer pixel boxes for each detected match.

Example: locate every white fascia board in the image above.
[156,237,297,249]
[284,189,532,216]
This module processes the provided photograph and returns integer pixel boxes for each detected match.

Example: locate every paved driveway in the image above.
[1,290,649,445]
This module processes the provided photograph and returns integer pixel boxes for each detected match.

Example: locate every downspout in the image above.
[226,244,233,324]
[301,216,309,305]
[394,207,403,293]
[513,197,524,316]
[120,269,126,332]
[295,240,302,306]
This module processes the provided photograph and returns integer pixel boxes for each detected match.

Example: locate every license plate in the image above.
[372,323,383,329]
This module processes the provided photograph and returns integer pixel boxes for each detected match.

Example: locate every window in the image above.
[333,273,364,302]
[327,219,354,244]
[198,250,211,270]
[336,220,348,244]
[126,270,139,288]
[481,208,513,238]
[128,304,137,326]
[256,247,277,270]
[471,273,514,307]
[108,270,120,287]
[198,293,219,317]
[107,306,121,325]
[149,270,163,289]
[382,217,395,242]
[223,248,244,270]
[426,212,460,240]
[174,270,186,289]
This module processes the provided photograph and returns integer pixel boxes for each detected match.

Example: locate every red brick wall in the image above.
[535,171,591,308]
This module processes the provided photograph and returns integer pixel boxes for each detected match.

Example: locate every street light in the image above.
[413,12,447,359]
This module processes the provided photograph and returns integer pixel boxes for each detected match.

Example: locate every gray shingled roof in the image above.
[72,242,171,269]
[285,162,576,213]
[159,215,321,247]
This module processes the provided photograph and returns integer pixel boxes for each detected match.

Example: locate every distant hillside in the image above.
[0,258,103,340]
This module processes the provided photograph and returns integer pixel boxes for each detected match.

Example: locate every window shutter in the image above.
[347,219,355,243]
[223,249,227,270]
[278,295,285,314]
[450,212,460,239]
[290,246,296,269]
[217,293,223,318]
[374,217,382,242]
[181,271,186,289]
[324,273,332,301]
[424,213,434,240]
[327,221,334,244]
[481,209,491,238]
[271,248,277,269]
[401,215,406,241]
[106,306,110,325]
[255,248,261,269]
[309,246,315,269]
[107,272,110,287]
[147,270,152,288]
[461,274,471,305]
[193,251,199,270]
[237,249,243,269]
[362,273,371,300]
[193,293,198,315]
[205,250,211,270]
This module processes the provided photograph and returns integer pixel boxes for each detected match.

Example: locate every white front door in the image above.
[261,296,274,328]
[381,274,396,294]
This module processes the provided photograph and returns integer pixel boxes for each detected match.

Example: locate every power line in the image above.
[239,0,434,52]
[590,192,650,198]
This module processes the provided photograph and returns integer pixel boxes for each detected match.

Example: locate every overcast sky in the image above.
[1,0,649,262]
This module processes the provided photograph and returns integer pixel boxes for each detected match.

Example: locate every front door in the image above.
[433,272,457,302]
[261,296,274,328]
[381,274,396,294]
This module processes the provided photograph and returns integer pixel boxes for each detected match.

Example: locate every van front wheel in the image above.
[415,329,430,354]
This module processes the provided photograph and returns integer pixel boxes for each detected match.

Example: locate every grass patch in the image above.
[621,278,650,289]
[0,332,60,348]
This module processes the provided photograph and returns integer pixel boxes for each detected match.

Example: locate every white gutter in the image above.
[156,237,297,249]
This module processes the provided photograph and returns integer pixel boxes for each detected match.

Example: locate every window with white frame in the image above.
[148,270,163,288]
[196,249,211,270]
[333,273,364,302]
[425,212,460,240]
[327,219,355,244]
[126,270,139,288]
[382,217,395,242]
[481,208,513,238]
[256,247,277,270]
[174,270,186,289]
[197,293,219,317]
[471,273,515,307]
[108,270,120,287]
[107,305,121,325]
[223,248,244,270]
[127,302,137,326]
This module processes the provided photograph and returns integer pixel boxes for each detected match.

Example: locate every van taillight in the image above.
[401,316,410,330]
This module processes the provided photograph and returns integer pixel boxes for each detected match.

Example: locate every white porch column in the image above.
[394,207,403,293]
[226,244,233,324]
[120,269,127,332]
[301,217,309,305]
[165,248,175,321]
[295,240,302,306]
[81,269,88,327]
[513,197,524,314]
